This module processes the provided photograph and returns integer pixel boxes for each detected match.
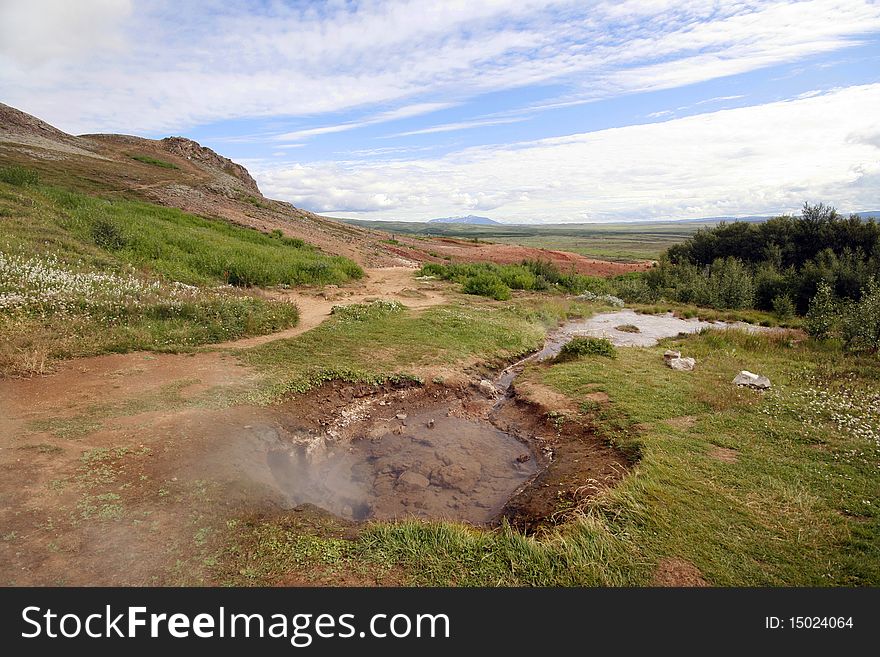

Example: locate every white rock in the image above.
[478,379,498,398]
[663,350,682,361]
[733,370,771,389]
[666,356,696,371]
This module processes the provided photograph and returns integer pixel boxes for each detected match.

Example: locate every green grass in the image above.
[131,154,179,169]
[0,165,40,186]
[420,260,616,300]
[218,327,878,586]
[33,185,363,287]
[241,299,561,402]
[0,177,353,374]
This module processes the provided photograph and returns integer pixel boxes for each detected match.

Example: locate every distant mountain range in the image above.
[427,215,501,225]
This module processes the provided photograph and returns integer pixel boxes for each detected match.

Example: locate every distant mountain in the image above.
[428,215,501,225]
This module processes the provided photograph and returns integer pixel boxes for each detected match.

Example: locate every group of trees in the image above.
[619,204,880,351]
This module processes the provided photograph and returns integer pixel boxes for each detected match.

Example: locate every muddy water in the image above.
[255,310,766,524]
[266,410,536,523]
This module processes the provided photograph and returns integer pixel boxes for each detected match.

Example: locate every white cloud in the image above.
[273,102,456,141]
[253,85,880,222]
[0,0,132,67]
[389,116,529,137]
[1,0,878,134]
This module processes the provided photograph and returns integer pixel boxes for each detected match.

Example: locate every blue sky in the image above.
[2,0,879,223]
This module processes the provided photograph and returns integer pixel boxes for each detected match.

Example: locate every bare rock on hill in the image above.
[160,136,260,194]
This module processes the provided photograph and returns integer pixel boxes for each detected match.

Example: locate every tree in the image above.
[805,281,836,340]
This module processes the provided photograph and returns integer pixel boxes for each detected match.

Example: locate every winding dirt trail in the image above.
[0,267,447,585]
[220,267,445,349]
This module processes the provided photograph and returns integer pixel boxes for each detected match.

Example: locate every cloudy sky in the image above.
[1,0,879,222]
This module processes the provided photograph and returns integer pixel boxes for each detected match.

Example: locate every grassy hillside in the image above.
[0,168,361,375]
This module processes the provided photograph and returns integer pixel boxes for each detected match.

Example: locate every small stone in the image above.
[395,413,407,420]
[515,453,531,463]
[478,379,498,398]
[733,370,771,389]
[427,419,435,429]
[663,350,681,361]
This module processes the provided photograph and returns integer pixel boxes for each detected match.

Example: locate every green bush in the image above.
[418,259,610,298]
[0,165,39,186]
[555,336,617,361]
[771,294,795,320]
[842,279,880,352]
[91,218,128,250]
[461,273,511,300]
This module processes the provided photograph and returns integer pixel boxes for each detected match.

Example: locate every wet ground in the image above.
[238,311,772,526]
[538,309,775,349]
[265,409,537,523]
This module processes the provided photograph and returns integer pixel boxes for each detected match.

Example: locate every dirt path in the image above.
[0,267,447,585]
[219,267,445,348]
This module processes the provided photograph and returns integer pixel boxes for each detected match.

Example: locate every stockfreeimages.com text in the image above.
[22,606,450,647]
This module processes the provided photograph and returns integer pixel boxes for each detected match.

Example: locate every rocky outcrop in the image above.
[160,136,260,194]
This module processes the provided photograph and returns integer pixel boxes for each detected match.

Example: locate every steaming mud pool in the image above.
[210,311,773,527]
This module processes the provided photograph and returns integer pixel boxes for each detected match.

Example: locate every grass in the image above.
[0,176,371,374]
[131,154,179,169]
[33,185,363,287]
[0,247,299,375]
[217,326,878,586]
[420,260,623,302]
[241,299,563,402]
[0,165,40,186]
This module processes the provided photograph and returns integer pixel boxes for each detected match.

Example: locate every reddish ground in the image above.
[386,238,651,276]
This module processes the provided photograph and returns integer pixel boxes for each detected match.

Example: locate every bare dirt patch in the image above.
[652,557,710,587]
[708,446,739,463]
[664,415,698,430]
[512,380,579,416]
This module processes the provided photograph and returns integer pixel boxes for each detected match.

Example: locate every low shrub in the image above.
[0,165,39,186]
[555,336,617,361]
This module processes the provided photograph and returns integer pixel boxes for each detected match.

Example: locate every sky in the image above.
[1,0,879,223]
